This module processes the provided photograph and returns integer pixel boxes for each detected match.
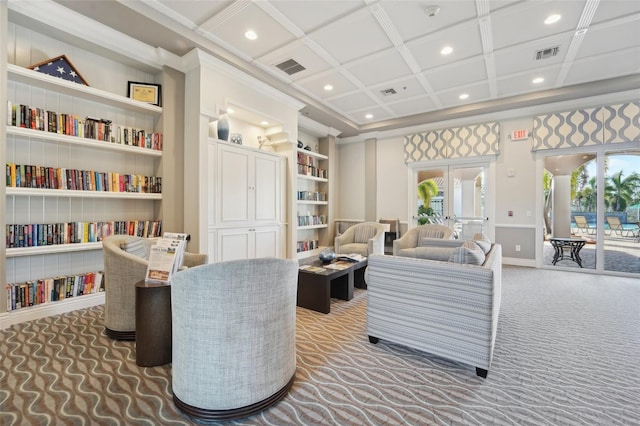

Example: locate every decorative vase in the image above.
[318,248,336,264]
[217,114,229,141]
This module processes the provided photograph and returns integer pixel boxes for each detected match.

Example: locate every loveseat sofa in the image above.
[392,224,454,259]
[366,238,502,377]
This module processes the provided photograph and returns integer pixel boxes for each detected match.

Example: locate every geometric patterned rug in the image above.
[1,265,639,425]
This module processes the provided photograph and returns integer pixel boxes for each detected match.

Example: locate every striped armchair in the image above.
[365,243,502,378]
[334,222,386,257]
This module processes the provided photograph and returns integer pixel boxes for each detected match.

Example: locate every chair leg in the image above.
[475,367,488,378]
[368,336,379,344]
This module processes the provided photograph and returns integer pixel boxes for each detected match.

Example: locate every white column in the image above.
[552,175,572,237]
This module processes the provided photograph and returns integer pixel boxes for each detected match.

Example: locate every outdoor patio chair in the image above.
[573,216,595,235]
[606,216,631,237]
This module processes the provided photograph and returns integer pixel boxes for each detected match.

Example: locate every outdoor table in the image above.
[549,237,587,268]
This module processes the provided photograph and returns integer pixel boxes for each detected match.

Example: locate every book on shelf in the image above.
[144,232,188,284]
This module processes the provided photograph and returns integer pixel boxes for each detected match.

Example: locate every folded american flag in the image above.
[29,55,88,86]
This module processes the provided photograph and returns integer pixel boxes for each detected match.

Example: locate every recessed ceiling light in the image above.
[260,121,269,126]
[544,14,561,25]
[227,108,235,114]
[459,93,469,100]
[324,84,333,91]
[532,77,545,84]
[245,30,257,40]
[365,114,373,119]
[440,46,453,55]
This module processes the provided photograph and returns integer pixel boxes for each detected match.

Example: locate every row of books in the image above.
[297,164,328,179]
[7,101,163,151]
[297,239,319,253]
[297,152,323,166]
[297,215,327,226]
[6,220,162,248]
[6,163,162,193]
[297,190,327,201]
[6,271,104,312]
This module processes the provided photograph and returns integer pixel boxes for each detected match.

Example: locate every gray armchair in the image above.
[171,258,298,421]
[334,222,386,257]
[102,235,207,340]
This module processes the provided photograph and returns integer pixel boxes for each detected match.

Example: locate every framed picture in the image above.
[127,81,162,106]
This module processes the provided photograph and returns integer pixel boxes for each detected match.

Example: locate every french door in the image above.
[411,161,490,239]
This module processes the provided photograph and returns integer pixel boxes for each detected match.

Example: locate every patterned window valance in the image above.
[404,122,500,163]
[532,101,640,151]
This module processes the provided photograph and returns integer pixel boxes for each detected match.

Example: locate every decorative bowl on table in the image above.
[318,248,336,264]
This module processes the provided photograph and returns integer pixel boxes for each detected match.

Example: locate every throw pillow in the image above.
[353,226,376,243]
[121,239,148,259]
[448,243,486,265]
[472,234,492,254]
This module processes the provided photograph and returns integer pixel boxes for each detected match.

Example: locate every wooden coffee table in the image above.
[297,258,367,314]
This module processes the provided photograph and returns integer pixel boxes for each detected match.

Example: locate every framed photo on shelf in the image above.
[127,81,162,106]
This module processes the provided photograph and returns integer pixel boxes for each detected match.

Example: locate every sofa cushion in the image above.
[418,228,446,244]
[337,243,368,257]
[354,226,376,243]
[448,241,486,265]
[414,246,456,261]
[121,239,148,260]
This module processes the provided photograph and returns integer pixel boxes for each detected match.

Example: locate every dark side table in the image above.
[135,280,172,367]
[549,237,587,268]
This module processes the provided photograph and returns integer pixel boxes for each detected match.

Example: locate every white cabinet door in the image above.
[254,226,280,258]
[216,226,281,261]
[218,144,252,225]
[254,154,280,224]
[217,228,252,262]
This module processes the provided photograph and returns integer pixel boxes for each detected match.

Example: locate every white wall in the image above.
[376,137,408,223]
[337,141,366,220]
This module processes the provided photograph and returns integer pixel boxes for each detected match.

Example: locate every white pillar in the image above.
[552,175,572,237]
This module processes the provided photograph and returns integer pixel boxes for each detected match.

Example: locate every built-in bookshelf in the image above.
[2,16,165,327]
[296,145,330,259]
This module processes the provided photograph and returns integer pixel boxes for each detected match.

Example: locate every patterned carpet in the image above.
[1,266,639,425]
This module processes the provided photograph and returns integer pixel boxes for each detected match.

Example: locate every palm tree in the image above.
[606,171,640,212]
[417,179,439,217]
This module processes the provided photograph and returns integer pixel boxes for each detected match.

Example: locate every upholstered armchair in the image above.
[334,222,386,257]
[171,258,298,421]
[393,224,454,257]
[102,235,207,340]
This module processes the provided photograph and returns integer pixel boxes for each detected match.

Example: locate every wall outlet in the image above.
[515,245,521,252]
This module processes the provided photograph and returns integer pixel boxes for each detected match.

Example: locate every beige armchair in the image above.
[102,235,207,340]
[393,224,454,258]
[334,222,386,257]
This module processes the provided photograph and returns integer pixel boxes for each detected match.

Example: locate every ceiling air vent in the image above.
[275,59,306,75]
[380,88,397,96]
[535,46,560,60]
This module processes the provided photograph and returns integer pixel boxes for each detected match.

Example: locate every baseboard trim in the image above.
[502,257,536,267]
[0,292,105,330]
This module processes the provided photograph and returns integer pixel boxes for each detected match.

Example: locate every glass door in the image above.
[413,163,488,239]
[541,147,640,275]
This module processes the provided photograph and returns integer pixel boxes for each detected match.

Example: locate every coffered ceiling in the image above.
[54,0,640,137]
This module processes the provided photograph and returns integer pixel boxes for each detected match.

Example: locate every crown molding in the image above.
[8,0,181,72]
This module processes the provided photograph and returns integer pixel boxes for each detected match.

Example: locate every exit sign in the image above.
[511,129,528,140]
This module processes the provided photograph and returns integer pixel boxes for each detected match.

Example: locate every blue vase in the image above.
[217,114,229,141]
[318,248,336,264]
